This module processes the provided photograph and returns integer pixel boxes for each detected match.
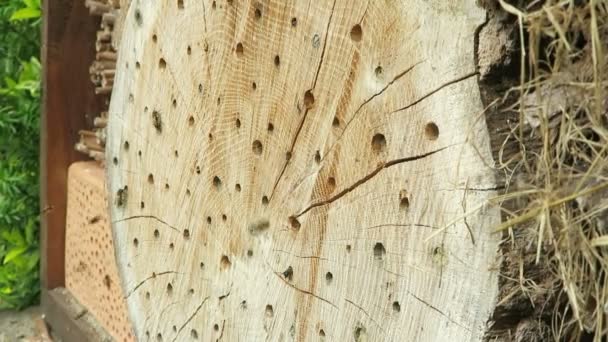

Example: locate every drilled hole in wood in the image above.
[113,157,118,165]
[236,43,244,57]
[208,133,213,141]
[152,34,157,43]
[133,238,139,247]
[196,166,201,174]
[425,122,439,140]
[371,133,387,153]
[154,229,160,238]
[319,329,326,337]
[213,176,222,189]
[374,243,386,260]
[213,324,219,332]
[165,183,170,190]
[262,196,269,206]
[186,189,191,196]
[187,46,192,55]
[177,0,184,9]
[235,184,242,192]
[392,301,401,313]
[327,177,336,191]
[138,150,142,157]
[252,140,263,155]
[285,151,292,161]
[346,244,352,253]
[265,305,274,317]
[314,150,321,164]
[267,122,274,132]
[188,288,194,295]
[254,7,262,19]
[188,116,195,126]
[172,99,177,108]
[252,82,257,90]
[145,292,150,300]
[191,329,198,339]
[220,255,231,270]
[350,24,363,42]
[235,118,241,128]
[103,275,111,289]
[169,243,174,250]
[148,174,154,184]
[183,229,190,239]
[304,90,315,109]
[325,272,333,284]
[198,84,203,93]
[156,333,162,341]
[247,249,253,257]
[222,214,227,221]
[332,116,340,127]
[400,196,410,210]
[166,283,173,294]
[159,58,167,69]
[200,262,205,269]
[135,61,141,69]
[207,216,212,224]
[289,216,301,230]
[141,201,145,209]
[274,55,280,67]
[174,150,179,157]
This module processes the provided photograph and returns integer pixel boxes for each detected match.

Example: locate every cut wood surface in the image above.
[107,1,502,340]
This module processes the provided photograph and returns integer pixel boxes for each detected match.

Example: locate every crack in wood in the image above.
[171,296,210,342]
[408,292,471,333]
[269,0,337,201]
[112,215,179,233]
[363,223,438,231]
[389,72,479,115]
[272,249,329,261]
[216,320,226,341]
[126,271,179,298]
[296,146,450,217]
[267,261,337,309]
[321,71,477,163]
[339,61,424,140]
[344,299,385,334]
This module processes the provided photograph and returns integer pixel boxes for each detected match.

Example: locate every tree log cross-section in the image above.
[107,0,502,340]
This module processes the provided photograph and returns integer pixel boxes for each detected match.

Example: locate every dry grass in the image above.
[486,0,608,340]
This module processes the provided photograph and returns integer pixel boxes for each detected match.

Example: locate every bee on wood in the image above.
[115,186,128,207]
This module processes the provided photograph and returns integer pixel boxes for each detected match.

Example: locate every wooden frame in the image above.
[41,0,107,339]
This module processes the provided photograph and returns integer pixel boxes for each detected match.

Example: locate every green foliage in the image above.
[0,0,41,309]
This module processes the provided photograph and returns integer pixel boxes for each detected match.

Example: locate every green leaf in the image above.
[3,246,28,265]
[10,8,41,21]
[23,0,41,9]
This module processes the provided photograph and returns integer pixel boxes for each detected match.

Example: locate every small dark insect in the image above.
[152,111,162,133]
[88,215,101,224]
[116,186,128,207]
[282,266,294,281]
[248,218,270,235]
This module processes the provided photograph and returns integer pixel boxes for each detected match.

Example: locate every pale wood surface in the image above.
[107,1,501,340]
